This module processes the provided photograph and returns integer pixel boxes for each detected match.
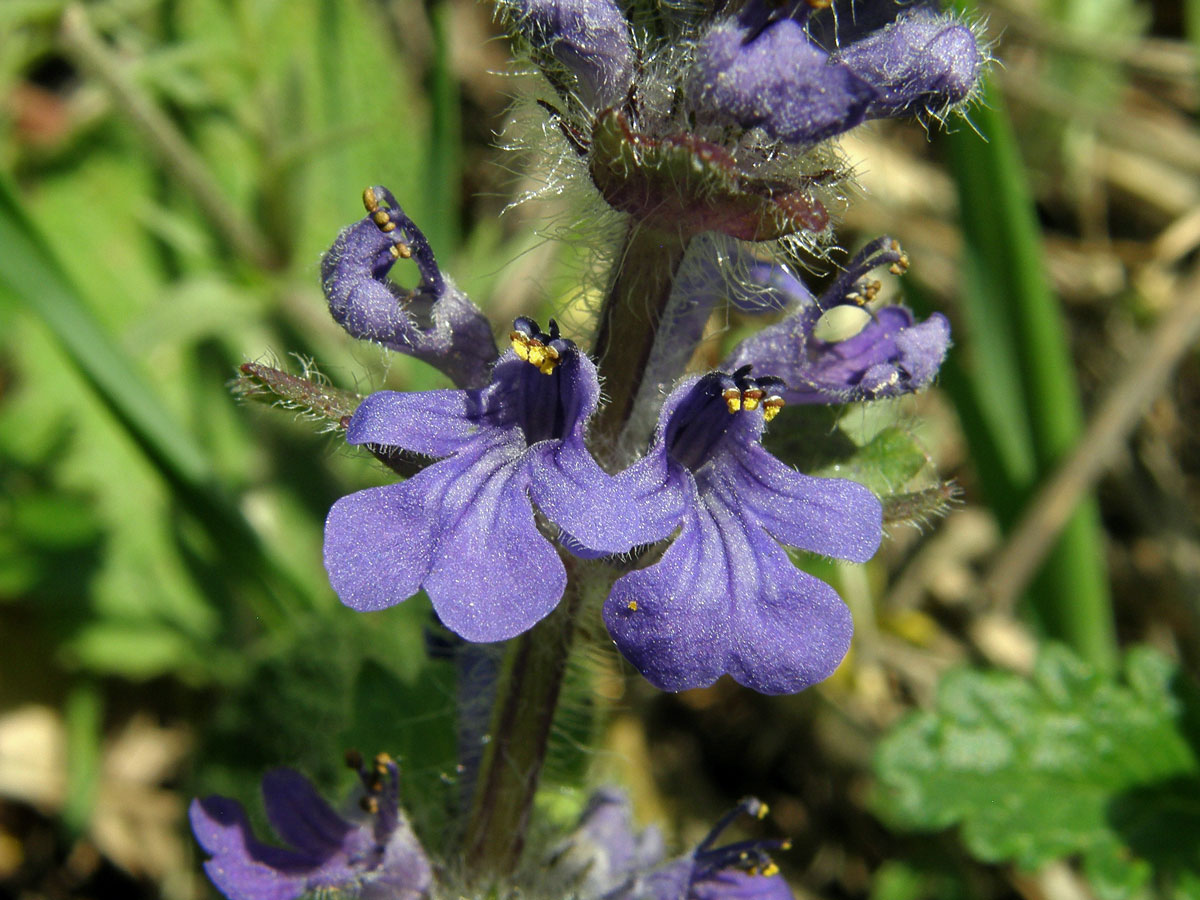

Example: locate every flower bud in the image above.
[834,9,982,119]
[502,0,635,109]
[685,17,874,144]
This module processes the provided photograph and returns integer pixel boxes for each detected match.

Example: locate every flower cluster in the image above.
[319,185,949,694]
[314,0,980,695]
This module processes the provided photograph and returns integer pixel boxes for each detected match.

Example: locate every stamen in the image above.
[362,186,379,213]
[741,388,765,411]
[509,321,563,374]
[722,387,743,413]
[627,600,638,611]
[763,395,785,423]
[360,795,380,814]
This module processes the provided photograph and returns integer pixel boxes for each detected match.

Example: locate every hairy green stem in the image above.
[590,224,692,459]
[459,223,693,878]
[460,561,584,880]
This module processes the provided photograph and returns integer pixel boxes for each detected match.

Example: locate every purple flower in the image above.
[685,1,980,144]
[834,8,981,120]
[685,15,875,144]
[547,788,666,898]
[324,318,642,642]
[603,367,881,694]
[723,237,951,404]
[189,755,431,900]
[502,0,635,109]
[322,186,497,389]
[609,797,795,900]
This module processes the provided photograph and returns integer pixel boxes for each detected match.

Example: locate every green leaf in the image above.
[813,426,929,497]
[874,645,1200,897]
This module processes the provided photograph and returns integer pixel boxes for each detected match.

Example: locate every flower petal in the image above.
[711,443,882,563]
[324,479,439,613]
[347,389,485,458]
[422,446,566,641]
[604,491,852,694]
[189,797,317,900]
[260,769,355,860]
[530,436,682,554]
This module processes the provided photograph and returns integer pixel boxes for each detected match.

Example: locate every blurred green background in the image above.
[1,0,1199,897]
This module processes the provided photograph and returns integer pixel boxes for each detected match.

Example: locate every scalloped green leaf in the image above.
[874,645,1200,898]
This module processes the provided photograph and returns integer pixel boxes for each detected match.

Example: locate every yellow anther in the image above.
[509,331,559,374]
[372,209,391,227]
[360,795,379,814]
[806,0,831,7]
[780,839,793,851]
[536,343,560,375]
[526,343,548,369]
[742,388,764,411]
[380,221,397,233]
[510,333,531,361]
[627,600,638,611]
[763,396,784,422]
[756,801,769,819]
[722,388,742,413]
[363,187,379,212]
[760,863,780,877]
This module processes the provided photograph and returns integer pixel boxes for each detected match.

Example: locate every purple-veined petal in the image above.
[324,480,441,614]
[530,435,684,554]
[324,433,518,614]
[347,389,486,458]
[260,769,355,859]
[421,445,566,641]
[710,443,881,563]
[604,489,853,695]
[189,797,322,900]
